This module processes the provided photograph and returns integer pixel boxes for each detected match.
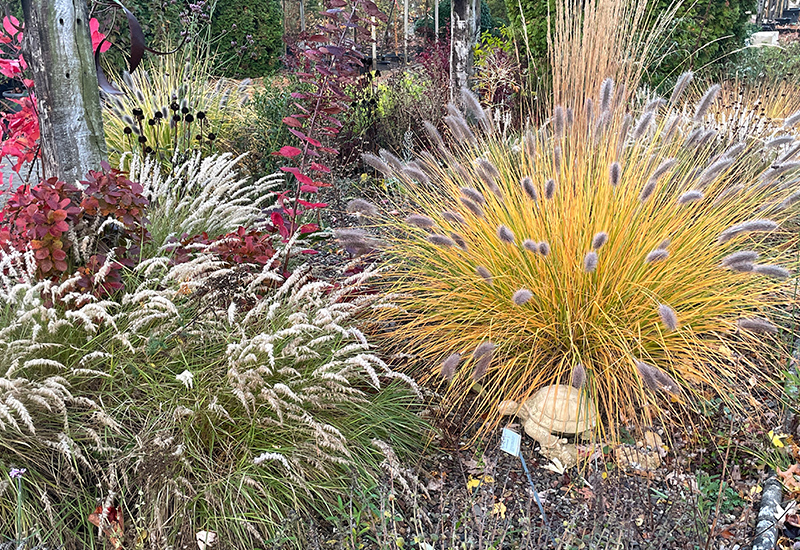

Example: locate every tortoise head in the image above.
[498,399,522,417]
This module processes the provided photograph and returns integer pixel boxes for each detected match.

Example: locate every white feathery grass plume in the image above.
[599,78,614,112]
[346,199,379,217]
[402,165,430,185]
[669,71,693,106]
[571,363,586,388]
[752,264,790,278]
[476,266,493,285]
[639,180,657,202]
[460,197,485,218]
[693,84,721,122]
[697,157,734,186]
[544,179,557,199]
[632,111,655,140]
[512,289,533,306]
[585,97,594,122]
[609,162,621,186]
[722,142,746,160]
[427,234,457,247]
[539,241,551,256]
[651,158,677,182]
[423,120,447,151]
[657,304,678,331]
[583,251,598,272]
[765,135,794,149]
[472,341,496,381]
[663,114,681,142]
[461,187,486,204]
[461,87,492,133]
[450,232,468,250]
[677,190,704,205]
[405,214,436,229]
[522,177,538,201]
[379,149,403,172]
[553,106,565,138]
[737,317,778,333]
[635,360,681,394]
[645,249,669,263]
[785,110,800,129]
[717,219,778,244]
[497,225,516,244]
[441,353,461,382]
[362,153,393,176]
[721,251,759,267]
[592,232,608,250]
[645,97,666,112]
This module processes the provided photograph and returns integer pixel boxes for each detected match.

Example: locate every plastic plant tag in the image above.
[500,427,521,457]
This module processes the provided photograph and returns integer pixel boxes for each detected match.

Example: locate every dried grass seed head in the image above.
[609,162,621,186]
[785,110,800,129]
[346,199,379,217]
[539,241,551,256]
[379,149,403,172]
[737,317,778,333]
[721,250,759,266]
[592,231,608,250]
[497,225,516,244]
[669,71,693,106]
[657,303,679,331]
[752,264,790,278]
[677,190,704,205]
[441,353,462,381]
[427,234,457,247]
[571,363,586,388]
[600,78,615,112]
[512,288,533,305]
[522,177,538,201]
[476,265,493,284]
[362,153,392,176]
[766,135,795,149]
[545,179,557,199]
[553,105,565,138]
[460,197,485,218]
[635,360,681,395]
[450,232,468,250]
[523,239,539,253]
[405,214,436,229]
[461,187,486,204]
[645,248,669,263]
[442,210,466,225]
[693,84,721,122]
[632,110,655,140]
[717,218,778,243]
[583,251,599,272]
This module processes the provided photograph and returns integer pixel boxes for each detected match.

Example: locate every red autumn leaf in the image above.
[309,162,331,173]
[299,184,318,193]
[272,145,303,158]
[280,166,314,186]
[282,116,303,128]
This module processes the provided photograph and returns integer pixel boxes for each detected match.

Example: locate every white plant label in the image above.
[500,427,521,457]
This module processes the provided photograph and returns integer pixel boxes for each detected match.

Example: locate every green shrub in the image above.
[210,0,284,78]
[416,0,496,36]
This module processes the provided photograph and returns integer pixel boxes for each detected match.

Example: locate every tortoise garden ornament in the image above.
[498,384,598,468]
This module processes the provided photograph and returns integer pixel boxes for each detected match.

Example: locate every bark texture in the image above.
[449,0,478,101]
[21,0,107,184]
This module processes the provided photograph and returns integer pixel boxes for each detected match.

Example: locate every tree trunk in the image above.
[450,0,478,101]
[21,0,107,184]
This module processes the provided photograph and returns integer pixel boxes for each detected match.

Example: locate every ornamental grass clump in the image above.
[362,0,800,439]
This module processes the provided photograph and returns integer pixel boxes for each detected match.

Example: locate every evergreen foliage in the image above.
[210,0,284,77]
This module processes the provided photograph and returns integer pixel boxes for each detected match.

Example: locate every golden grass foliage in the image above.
[364,73,800,437]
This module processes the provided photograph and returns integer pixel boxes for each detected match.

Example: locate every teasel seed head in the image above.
[450,232,468,250]
[738,317,778,333]
[677,190,704,205]
[635,360,681,395]
[362,153,393,176]
[752,264,790,279]
[476,266,493,284]
[717,218,778,244]
[571,363,586,388]
[461,187,486,205]
[441,353,462,382]
[427,234,456,247]
[553,105,565,139]
[657,303,679,331]
[405,214,436,229]
[442,211,467,225]
[497,225,516,244]
[346,199,379,217]
[539,241,551,256]
[645,249,669,263]
[512,288,533,306]
[545,179,557,199]
[523,239,539,253]
[460,197,485,217]
[609,162,621,187]
[600,77,614,113]
[592,232,608,250]
[522,177,538,201]
[721,250,759,267]
[583,251,598,272]
[693,84,721,122]
[669,71,693,106]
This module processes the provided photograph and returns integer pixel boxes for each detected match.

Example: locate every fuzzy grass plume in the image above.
[368,71,800,439]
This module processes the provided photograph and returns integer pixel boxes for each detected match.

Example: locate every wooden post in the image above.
[299,0,306,33]
[21,0,106,184]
